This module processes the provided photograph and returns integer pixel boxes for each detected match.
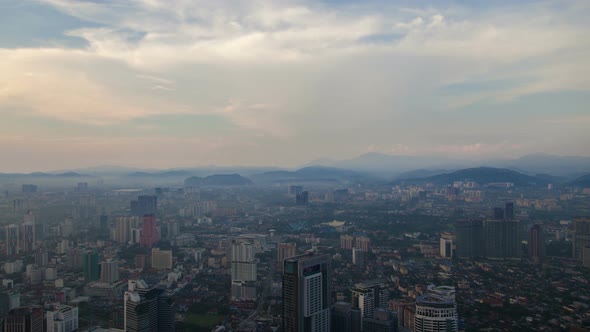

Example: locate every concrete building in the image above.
[231,240,257,300]
[151,248,172,270]
[573,218,590,262]
[100,259,120,284]
[45,304,79,332]
[278,243,297,268]
[5,224,19,256]
[351,280,389,329]
[3,306,44,332]
[414,286,458,332]
[282,254,331,332]
[124,280,174,332]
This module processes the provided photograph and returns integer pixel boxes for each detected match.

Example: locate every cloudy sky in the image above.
[0,0,589,172]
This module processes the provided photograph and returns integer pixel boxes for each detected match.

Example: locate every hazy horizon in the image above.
[1,0,589,172]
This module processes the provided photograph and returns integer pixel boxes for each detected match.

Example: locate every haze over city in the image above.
[1,0,589,172]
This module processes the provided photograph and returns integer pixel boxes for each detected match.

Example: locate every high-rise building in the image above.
[484,218,520,260]
[414,286,458,332]
[100,259,120,284]
[113,217,132,244]
[341,235,354,250]
[362,308,398,332]
[141,214,158,248]
[288,185,303,195]
[124,280,174,332]
[283,254,331,332]
[351,280,389,328]
[296,191,309,205]
[573,218,590,262]
[352,248,364,266]
[66,248,84,271]
[455,220,484,258]
[355,236,371,252]
[21,184,38,194]
[5,224,20,256]
[231,240,257,300]
[504,202,515,220]
[493,207,504,220]
[278,243,297,267]
[131,195,157,217]
[3,306,44,332]
[21,221,35,254]
[151,248,173,270]
[83,251,100,282]
[331,302,362,332]
[529,224,545,263]
[439,233,455,258]
[45,304,79,332]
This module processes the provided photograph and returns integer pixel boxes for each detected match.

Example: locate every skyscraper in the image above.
[83,251,100,282]
[124,279,174,332]
[278,243,297,268]
[351,280,389,327]
[504,202,515,220]
[131,195,158,217]
[45,304,79,332]
[3,306,44,332]
[484,218,520,260]
[113,217,132,244]
[529,224,544,263]
[21,221,35,254]
[573,218,590,262]
[414,286,458,332]
[283,254,331,332]
[231,240,257,300]
[455,220,484,258]
[5,224,20,256]
[296,191,309,205]
[141,214,158,248]
[362,308,398,332]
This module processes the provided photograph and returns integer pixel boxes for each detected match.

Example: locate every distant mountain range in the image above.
[394,167,551,187]
[250,166,378,185]
[306,152,590,177]
[184,174,253,186]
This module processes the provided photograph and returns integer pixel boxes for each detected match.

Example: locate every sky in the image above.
[0,0,589,172]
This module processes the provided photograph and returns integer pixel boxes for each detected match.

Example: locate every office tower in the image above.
[5,224,20,256]
[45,304,78,332]
[3,306,44,332]
[83,251,100,282]
[439,233,454,258]
[414,286,458,332]
[21,184,38,193]
[351,280,389,327]
[131,195,157,217]
[362,308,398,332]
[455,220,485,258]
[0,291,20,318]
[151,248,173,270]
[231,241,257,300]
[352,248,364,266]
[278,243,297,267]
[99,215,109,230]
[484,218,520,260]
[283,254,331,332]
[288,185,304,195]
[13,199,23,212]
[21,222,35,254]
[389,301,413,330]
[296,191,309,205]
[131,228,143,244]
[504,202,514,220]
[341,235,354,250]
[141,214,158,248]
[529,224,545,263]
[100,259,120,283]
[332,302,362,332]
[573,218,590,261]
[124,280,174,332]
[34,251,48,267]
[583,246,590,268]
[355,236,371,252]
[493,207,504,220]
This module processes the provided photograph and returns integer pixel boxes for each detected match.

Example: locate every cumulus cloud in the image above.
[0,0,587,169]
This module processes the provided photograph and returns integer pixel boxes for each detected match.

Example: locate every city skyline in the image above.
[0,0,589,172]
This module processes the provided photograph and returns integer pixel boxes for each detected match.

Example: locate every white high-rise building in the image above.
[414,285,458,332]
[231,240,257,300]
[351,280,389,329]
[45,304,79,332]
